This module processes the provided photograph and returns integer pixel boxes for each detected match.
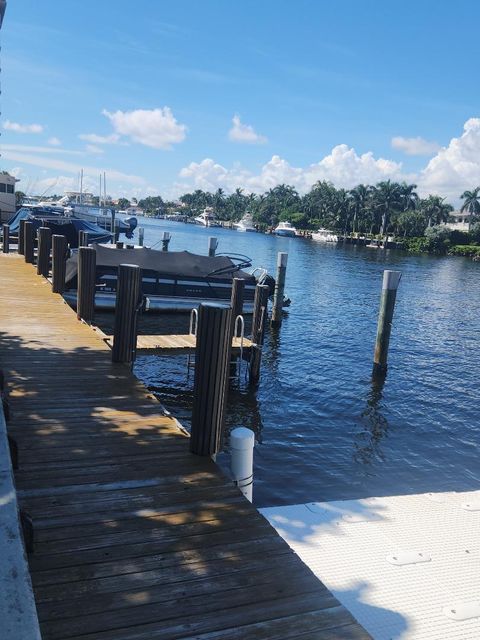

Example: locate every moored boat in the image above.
[233,213,256,232]
[273,221,297,237]
[311,228,338,243]
[63,244,275,313]
[194,207,221,227]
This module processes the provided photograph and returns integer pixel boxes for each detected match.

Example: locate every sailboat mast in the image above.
[79,169,83,204]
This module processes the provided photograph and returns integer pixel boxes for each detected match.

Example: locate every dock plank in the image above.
[0,254,370,640]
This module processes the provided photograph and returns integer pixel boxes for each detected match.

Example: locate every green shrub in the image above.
[448,245,480,257]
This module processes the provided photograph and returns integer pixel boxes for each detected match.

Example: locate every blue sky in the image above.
[2,0,480,203]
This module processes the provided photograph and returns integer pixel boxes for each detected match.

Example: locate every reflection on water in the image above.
[101,217,480,507]
[354,377,388,465]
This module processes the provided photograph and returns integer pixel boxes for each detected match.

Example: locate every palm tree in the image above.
[460,187,480,216]
[371,181,403,237]
[419,195,453,228]
[349,184,371,234]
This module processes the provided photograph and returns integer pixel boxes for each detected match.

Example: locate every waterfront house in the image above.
[0,171,19,222]
[443,210,473,232]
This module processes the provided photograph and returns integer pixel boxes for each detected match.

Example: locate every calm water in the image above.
[112,217,480,507]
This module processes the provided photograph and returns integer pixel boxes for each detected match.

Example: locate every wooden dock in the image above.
[103,333,253,355]
[0,253,370,640]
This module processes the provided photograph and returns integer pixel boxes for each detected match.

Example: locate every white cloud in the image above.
[85,144,104,155]
[102,107,187,149]
[3,120,44,134]
[78,132,120,144]
[178,144,404,195]
[228,115,267,144]
[47,137,61,146]
[391,136,440,156]
[418,117,480,200]
[1,149,146,185]
[2,143,83,155]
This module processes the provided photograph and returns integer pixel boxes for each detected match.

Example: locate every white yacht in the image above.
[273,221,297,237]
[233,213,256,232]
[194,207,220,227]
[311,228,338,243]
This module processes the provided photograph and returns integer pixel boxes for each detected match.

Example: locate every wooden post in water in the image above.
[162,231,171,251]
[23,221,35,264]
[78,230,89,247]
[138,227,144,246]
[36,227,52,277]
[77,246,97,324]
[208,236,217,257]
[190,303,232,456]
[249,284,270,384]
[230,277,245,338]
[271,252,288,327]
[372,270,402,378]
[51,235,68,294]
[112,264,141,364]
[114,219,120,243]
[2,224,9,253]
[110,209,115,243]
[18,219,26,255]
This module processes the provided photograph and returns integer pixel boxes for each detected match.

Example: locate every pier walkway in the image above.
[0,253,370,640]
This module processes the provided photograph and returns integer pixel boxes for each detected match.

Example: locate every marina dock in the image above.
[0,253,370,639]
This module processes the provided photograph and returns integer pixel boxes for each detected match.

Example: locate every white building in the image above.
[443,211,473,232]
[0,172,19,223]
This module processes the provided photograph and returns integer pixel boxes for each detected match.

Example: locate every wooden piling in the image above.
[110,209,115,242]
[162,231,171,251]
[372,270,402,377]
[18,219,26,255]
[249,284,270,384]
[78,230,89,247]
[51,235,68,294]
[2,224,9,253]
[271,252,288,327]
[23,221,35,264]
[138,227,144,246]
[36,227,52,277]
[230,277,245,339]
[112,264,141,364]
[208,236,217,257]
[77,246,97,324]
[114,219,120,243]
[190,303,232,456]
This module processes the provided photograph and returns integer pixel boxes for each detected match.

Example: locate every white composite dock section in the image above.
[261,490,480,640]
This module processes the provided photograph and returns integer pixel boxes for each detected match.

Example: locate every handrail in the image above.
[189,308,198,336]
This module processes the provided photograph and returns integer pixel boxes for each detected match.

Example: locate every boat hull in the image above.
[274,230,296,237]
[64,291,255,314]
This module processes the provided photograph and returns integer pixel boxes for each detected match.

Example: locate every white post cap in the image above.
[230,427,255,451]
[382,270,402,290]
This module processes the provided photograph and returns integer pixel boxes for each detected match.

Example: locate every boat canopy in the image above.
[8,207,112,246]
[65,245,255,287]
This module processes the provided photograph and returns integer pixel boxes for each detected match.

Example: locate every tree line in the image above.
[138,182,480,238]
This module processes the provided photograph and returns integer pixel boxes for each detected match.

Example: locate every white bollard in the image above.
[230,427,255,502]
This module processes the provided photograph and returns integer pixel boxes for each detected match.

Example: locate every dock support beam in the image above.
[190,303,232,456]
[18,219,25,255]
[23,221,35,264]
[162,231,171,251]
[271,252,288,327]
[2,224,9,253]
[372,270,402,378]
[112,264,141,364]
[78,230,89,247]
[138,227,144,246]
[51,235,68,294]
[249,284,270,384]
[36,227,52,277]
[208,236,217,257]
[77,246,97,324]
